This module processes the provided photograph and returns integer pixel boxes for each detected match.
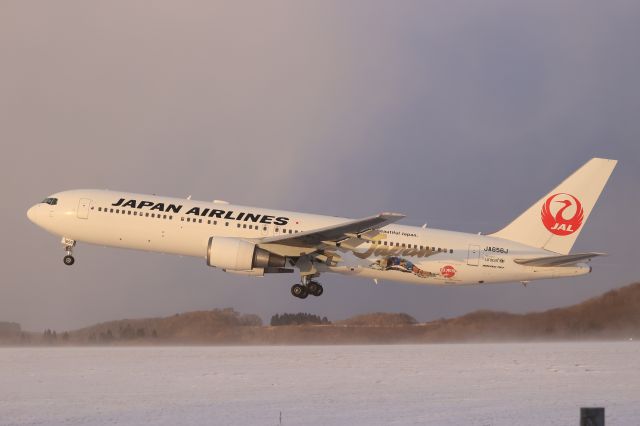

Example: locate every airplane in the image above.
[27,158,616,299]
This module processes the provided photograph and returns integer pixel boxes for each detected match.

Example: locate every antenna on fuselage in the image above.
[186,195,192,200]
[421,223,427,228]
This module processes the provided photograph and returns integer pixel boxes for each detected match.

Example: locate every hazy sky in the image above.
[1,1,639,331]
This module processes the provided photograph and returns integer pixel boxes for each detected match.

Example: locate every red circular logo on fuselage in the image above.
[440,265,456,279]
[541,193,584,236]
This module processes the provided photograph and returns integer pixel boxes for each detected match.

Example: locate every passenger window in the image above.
[243,224,247,229]
[225,222,229,226]
[181,217,184,221]
[199,219,202,223]
[145,213,149,217]
[169,216,173,220]
[263,226,267,231]
[450,249,453,254]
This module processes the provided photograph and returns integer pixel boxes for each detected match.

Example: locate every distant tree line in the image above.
[270,313,331,326]
[0,321,21,337]
[87,324,159,343]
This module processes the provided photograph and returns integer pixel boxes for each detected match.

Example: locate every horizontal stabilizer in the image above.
[514,252,606,267]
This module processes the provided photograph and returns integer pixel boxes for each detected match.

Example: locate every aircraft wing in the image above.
[514,252,606,267]
[257,212,405,251]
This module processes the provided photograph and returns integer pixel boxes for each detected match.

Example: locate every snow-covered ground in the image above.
[0,342,638,425]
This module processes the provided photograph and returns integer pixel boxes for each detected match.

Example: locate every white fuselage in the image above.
[27,189,590,286]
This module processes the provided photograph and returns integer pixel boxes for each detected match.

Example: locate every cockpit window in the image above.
[42,198,58,205]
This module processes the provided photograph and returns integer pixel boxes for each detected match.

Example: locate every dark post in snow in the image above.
[580,407,604,426]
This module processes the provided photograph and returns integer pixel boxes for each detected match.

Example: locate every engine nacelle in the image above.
[206,237,286,272]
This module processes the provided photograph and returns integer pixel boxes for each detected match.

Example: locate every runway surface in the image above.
[1,342,639,425]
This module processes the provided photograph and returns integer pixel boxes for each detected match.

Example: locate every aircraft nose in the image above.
[27,205,38,223]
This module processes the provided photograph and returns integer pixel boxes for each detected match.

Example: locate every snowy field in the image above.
[1,343,639,426]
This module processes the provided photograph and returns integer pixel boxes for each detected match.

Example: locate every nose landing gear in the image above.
[61,237,76,266]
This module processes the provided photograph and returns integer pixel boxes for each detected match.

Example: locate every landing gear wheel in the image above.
[291,284,308,299]
[307,282,324,297]
[63,255,75,266]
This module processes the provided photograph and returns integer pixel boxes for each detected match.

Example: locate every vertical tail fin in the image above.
[490,158,617,254]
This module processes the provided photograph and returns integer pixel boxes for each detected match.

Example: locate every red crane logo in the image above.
[541,193,584,236]
[440,265,456,279]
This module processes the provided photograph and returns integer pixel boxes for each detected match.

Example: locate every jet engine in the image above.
[206,237,286,272]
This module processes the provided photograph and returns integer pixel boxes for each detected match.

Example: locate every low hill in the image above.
[430,282,640,342]
[4,282,639,345]
[69,308,262,344]
[337,312,417,327]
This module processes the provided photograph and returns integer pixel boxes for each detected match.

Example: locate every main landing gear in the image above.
[291,276,324,299]
[62,237,76,266]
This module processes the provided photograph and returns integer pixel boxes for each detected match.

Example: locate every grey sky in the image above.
[1,1,639,331]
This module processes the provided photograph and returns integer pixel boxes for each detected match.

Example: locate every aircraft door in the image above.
[467,244,480,266]
[77,198,92,219]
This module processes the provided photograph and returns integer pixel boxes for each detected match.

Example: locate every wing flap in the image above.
[514,252,606,267]
[257,212,405,250]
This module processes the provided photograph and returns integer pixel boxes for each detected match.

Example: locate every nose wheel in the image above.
[61,237,76,266]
